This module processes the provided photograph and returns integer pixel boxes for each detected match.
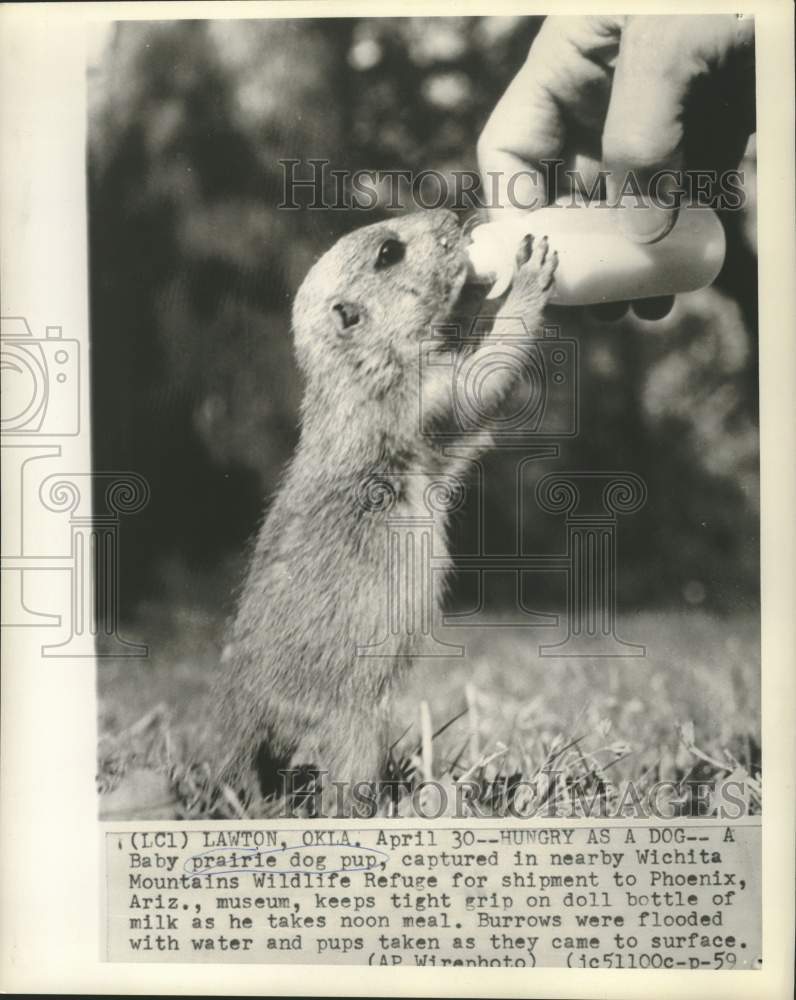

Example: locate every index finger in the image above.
[477,15,623,218]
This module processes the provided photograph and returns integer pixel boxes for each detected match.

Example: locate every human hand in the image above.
[477,15,755,317]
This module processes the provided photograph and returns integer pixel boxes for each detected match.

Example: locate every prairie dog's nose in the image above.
[429,207,461,249]
[431,207,460,230]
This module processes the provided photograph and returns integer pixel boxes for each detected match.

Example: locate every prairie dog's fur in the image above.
[213,208,556,811]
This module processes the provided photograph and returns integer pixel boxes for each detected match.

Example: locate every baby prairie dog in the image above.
[213,208,557,811]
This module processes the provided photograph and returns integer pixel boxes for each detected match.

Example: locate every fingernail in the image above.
[618,203,679,244]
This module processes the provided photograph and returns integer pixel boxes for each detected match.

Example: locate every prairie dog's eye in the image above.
[375,238,405,269]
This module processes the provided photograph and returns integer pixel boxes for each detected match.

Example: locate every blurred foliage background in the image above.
[88,16,759,628]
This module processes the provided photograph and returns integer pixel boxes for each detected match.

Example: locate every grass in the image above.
[97,606,760,820]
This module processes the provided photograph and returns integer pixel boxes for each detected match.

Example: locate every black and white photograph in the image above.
[90,14,762,824]
[1,2,793,995]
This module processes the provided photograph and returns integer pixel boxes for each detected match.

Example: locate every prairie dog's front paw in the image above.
[503,235,558,317]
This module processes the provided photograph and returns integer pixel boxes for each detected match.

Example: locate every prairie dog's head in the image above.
[292,209,473,395]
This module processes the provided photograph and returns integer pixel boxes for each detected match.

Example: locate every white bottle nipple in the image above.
[467,202,726,306]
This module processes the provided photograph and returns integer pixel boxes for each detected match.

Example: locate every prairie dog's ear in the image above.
[331,300,361,334]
